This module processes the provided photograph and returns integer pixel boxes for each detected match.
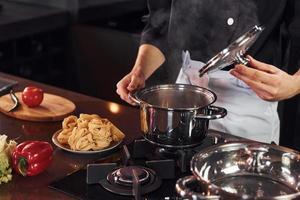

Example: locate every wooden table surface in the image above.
[0,72,140,199]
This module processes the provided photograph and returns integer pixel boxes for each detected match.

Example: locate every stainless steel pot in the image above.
[176,142,300,199]
[130,84,227,148]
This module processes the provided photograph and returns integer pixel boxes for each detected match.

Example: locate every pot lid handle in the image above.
[199,25,264,77]
[195,106,227,120]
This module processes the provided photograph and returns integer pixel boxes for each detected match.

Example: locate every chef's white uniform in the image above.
[176,51,279,144]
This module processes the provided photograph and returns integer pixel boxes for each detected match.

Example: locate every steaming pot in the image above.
[130,84,227,148]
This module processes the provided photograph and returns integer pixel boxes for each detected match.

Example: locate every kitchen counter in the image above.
[0,72,140,199]
[1,72,299,200]
[0,73,239,200]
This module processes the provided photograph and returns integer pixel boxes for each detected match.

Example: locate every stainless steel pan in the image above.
[176,142,300,199]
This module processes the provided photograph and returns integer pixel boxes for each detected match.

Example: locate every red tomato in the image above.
[22,86,44,107]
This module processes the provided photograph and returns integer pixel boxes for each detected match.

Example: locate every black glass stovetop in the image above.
[49,131,240,200]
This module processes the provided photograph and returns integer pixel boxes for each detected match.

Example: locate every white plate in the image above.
[52,130,123,154]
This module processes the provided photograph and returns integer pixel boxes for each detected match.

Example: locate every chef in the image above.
[116,0,300,144]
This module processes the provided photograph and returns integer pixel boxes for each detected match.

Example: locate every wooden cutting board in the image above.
[0,92,76,122]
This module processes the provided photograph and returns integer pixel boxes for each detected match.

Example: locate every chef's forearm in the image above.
[132,44,165,80]
[294,68,300,95]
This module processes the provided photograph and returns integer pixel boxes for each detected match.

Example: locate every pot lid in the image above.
[199,25,264,77]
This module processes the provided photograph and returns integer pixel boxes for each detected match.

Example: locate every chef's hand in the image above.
[116,67,145,105]
[116,44,165,105]
[230,56,300,101]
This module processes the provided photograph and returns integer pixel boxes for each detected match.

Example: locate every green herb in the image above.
[0,135,16,184]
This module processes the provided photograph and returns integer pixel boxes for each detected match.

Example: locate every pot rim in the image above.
[190,141,300,199]
[132,84,217,111]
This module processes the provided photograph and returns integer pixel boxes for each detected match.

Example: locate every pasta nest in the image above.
[57,114,125,151]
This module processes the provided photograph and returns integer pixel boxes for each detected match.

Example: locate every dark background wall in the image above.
[70,5,147,104]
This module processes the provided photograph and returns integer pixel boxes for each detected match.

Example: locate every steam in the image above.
[144,0,260,82]
[167,0,259,61]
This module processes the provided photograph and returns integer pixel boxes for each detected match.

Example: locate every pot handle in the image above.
[176,175,220,200]
[128,92,141,105]
[195,106,227,120]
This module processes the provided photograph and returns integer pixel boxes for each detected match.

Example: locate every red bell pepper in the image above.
[12,141,53,176]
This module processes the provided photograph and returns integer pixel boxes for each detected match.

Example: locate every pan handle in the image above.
[176,175,220,200]
[195,106,227,120]
[128,92,141,105]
